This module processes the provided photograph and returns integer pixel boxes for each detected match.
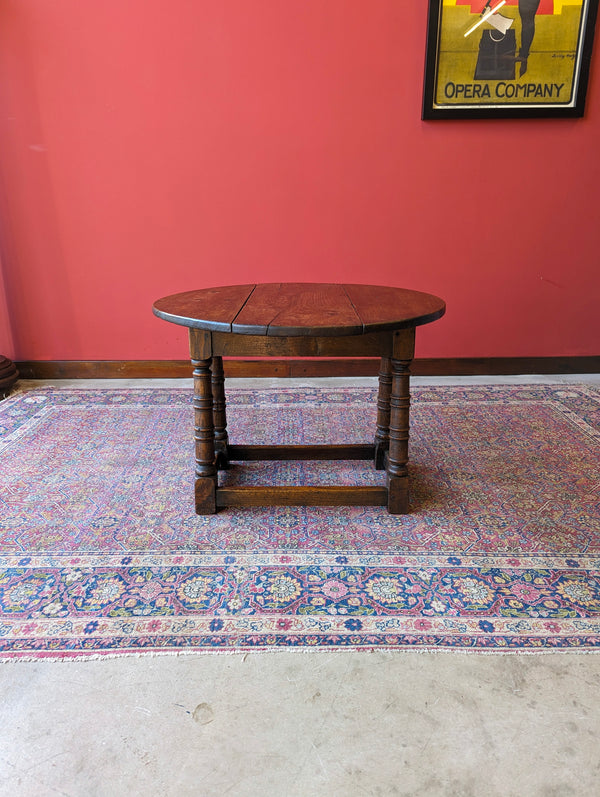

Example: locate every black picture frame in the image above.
[423,0,599,119]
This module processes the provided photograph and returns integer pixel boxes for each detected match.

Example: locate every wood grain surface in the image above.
[153,283,446,336]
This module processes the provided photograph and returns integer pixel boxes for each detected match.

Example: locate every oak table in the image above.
[153,283,445,515]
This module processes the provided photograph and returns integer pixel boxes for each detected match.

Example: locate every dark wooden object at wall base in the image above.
[0,356,19,398]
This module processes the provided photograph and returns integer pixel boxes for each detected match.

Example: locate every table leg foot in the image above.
[374,441,387,471]
[215,444,230,470]
[195,478,217,514]
[387,475,409,514]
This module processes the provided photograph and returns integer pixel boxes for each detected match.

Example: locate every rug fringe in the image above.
[2,645,600,664]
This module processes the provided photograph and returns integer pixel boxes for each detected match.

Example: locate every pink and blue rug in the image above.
[0,384,599,658]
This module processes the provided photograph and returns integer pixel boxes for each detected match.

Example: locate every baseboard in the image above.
[14,357,600,379]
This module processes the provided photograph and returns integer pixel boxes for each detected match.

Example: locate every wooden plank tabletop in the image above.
[153,283,445,336]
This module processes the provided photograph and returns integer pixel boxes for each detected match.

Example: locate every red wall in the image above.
[0,0,599,361]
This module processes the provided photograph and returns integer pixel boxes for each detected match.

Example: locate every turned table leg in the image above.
[374,356,392,470]
[192,357,217,514]
[386,356,411,514]
[211,355,229,469]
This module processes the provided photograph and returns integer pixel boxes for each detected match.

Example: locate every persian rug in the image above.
[0,384,599,659]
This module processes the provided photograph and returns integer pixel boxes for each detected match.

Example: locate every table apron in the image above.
[189,328,416,359]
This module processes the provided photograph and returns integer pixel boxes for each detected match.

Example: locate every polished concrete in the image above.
[1,377,599,796]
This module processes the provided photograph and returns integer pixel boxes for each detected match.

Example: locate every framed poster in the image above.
[423,0,599,118]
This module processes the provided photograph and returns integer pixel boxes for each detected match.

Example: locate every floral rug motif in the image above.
[0,384,599,658]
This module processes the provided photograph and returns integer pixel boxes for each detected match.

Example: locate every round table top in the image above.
[153,283,445,337]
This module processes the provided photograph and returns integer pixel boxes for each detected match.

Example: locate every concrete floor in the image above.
[2,651,600,796]
[1,376,600,796]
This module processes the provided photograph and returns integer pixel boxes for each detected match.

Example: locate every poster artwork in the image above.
[423,0,599,117]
